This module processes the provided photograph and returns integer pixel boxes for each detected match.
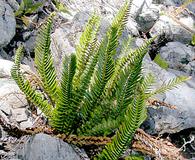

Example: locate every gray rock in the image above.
[126,18,139,36]
[6,0,19,11]
[16,133,82,160]
[143,57,195,134]
[130,0,153,18]
[153,0,184,6]
[0,0,16,47]
[150,15,194,44]
[185,61,195,77]
[159,42,195,75]
[136,8,160,32]
[153,0,195,13]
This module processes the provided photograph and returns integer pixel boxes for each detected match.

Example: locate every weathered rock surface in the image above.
[136,8,159,33]
[0,59,34,131]
[150,15,194,44]
[143,56,195,134]
[0,0,16,48]
[16,133,84,160]
[153,0,195,13]
[130,0,153,18]
[159,42,195,76]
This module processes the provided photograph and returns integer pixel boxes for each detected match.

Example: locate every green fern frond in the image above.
[79,35,115,126]
[11,46,53,116]
[75,14,100,82]
[116,60,142,115]
[141,73,155,93]
[111,0,132,37]
[34,13,58,104]
[147,76,190,98]
[84,117,120,136]
[51,54,77,133]
[97,93,147,160]
[105,37,156,98]
[125,155,144,160]
[120,36,133,56]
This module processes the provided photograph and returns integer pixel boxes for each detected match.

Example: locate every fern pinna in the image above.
[11,1,188,159]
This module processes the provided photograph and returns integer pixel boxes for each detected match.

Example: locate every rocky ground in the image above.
[0,0,195,159]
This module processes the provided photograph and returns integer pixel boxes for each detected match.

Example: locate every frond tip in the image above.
[148,76,190,98]
[11,45,53,116]
[34,12,58,104]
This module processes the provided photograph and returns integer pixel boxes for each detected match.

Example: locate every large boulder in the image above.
[143,56,195,134]
[0,0,16,47]
[16,133,86,160]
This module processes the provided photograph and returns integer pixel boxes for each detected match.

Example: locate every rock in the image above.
[0,59,14,78]
[153,0,195,13]
[136,8,160,32]
[0,59,34,129]
[0,0,16,47]
[6,0,19,11]
[150,15,195,44]
[24,33,37,55]
[185,61,195,77]
[11,108,28,123]
[0,103,12,116]
[0,59,31,78]
[142,56,195,134]
[16,133,84,160]
[153,0,184,6]
[126,18,139,36]
[159,42,195,76]
[19,119,34,129]
[130,0,153,18]
[0,79,28,109]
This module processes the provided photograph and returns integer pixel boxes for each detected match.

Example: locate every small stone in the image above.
[136,8,160,32]
[20,119,34,129]
[12,108,28,123]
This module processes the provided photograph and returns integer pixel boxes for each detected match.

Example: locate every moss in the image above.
[154,54,169,69]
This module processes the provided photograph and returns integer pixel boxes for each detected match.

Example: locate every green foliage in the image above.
[191,34,195,46]
[125,155,144,160]
[11,1,188,159]
[15,0,43,17]
[153,54,169,69]
[52,0,70,14]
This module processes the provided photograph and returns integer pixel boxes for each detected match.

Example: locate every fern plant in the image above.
[15,0,43,17]
[11,1,189,159]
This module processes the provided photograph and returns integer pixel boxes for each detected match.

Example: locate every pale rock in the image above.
[150,15,194,44]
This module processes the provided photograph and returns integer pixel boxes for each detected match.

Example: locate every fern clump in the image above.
[11,1,189,159]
